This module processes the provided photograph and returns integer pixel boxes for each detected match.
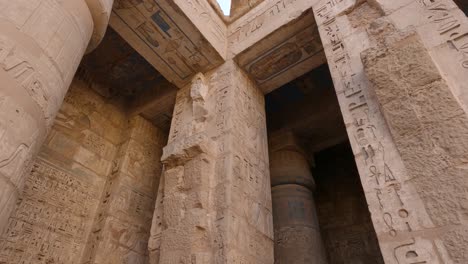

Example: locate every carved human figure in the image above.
[190,73,210,134]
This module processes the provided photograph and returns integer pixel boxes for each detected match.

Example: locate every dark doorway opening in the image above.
[454,0,468,15]
[313,143,384,264]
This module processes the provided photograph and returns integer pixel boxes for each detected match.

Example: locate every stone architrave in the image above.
[313,0,468,262]
[0,0,114,235]
[110,0,226,88]
[148,61,274,263]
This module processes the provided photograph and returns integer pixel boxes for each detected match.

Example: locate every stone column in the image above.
[0,0,113,234]
[269,131,328,264]
[148,61,274,263]
[313,0,468,262]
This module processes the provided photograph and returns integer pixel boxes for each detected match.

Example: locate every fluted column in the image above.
[0,0,113,234]
[269,130,328,264]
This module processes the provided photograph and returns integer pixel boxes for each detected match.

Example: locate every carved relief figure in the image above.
[190,73,209,134]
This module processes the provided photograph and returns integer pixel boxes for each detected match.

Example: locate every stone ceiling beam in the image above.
[234,8,326,93]
[110,0,226,88]
[226,0,326,93]
[227,0,319,57]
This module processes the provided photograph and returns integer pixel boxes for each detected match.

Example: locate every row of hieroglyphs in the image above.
[229,0,299,44]
[314,0,449,263]
[0,39,42,184]
[0,38,50,115]
[418,0,468,69]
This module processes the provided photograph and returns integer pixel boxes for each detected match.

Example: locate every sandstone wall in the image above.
[82,116,166,264]
[0,77,166,264]
[314,143,384,264]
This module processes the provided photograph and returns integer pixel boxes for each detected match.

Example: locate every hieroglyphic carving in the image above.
[246,25,322,84]
[111,0,223,88]
[418,0,468,69]
[149,62,273,263]
[0,98,37,188]
[0,144,29,174]
[0,158,101,264]
[183,0,226,46]
[114,0,209,80]
[0,80,128,264]
[314,1,448,263]
[235,7,326,93]
[190,73,209,134]
[0,37,51,119]
[229,0,300,44]
[81,114,165,263]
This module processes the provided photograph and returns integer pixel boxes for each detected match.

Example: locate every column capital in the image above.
[269,129,305,154]
[269,129,316,190]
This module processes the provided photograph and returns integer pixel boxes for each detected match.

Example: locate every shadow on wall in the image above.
[312,142,385,264]
[454,0,468,15]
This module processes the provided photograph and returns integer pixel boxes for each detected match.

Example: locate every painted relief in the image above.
[247,26,322,84]
[114,0,211,80]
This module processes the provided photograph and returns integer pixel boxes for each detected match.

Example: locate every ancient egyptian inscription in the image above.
[316,1,442,262]
[245,25,322,84]
[418,0,468,68]
[185,0,225,43]
[113,0,212,80]
[0,38,48,103]
[229,0,299,44]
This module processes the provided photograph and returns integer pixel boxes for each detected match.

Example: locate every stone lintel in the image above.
[233,6,326,93]
[174,0,227,57]
[110,0,225,88]
[228,0,319,57]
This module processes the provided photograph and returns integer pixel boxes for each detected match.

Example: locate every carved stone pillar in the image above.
[313,0,468,262]
[0,0,113,234]
[269,131,328,264]
[148,61,274,263]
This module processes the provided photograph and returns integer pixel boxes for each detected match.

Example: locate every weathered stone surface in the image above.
[313,0,468,263]
[2,0,468,262]
[0,0,95,236]
[82,115,167,264]
[148,61,273,264]
[110,0,225,88]
[0,78,125,264]
[0,77,167,264]
[363,31,468,262]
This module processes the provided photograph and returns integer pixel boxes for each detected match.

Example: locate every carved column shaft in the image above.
[0,0,113,234]
[269,131,328,264]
